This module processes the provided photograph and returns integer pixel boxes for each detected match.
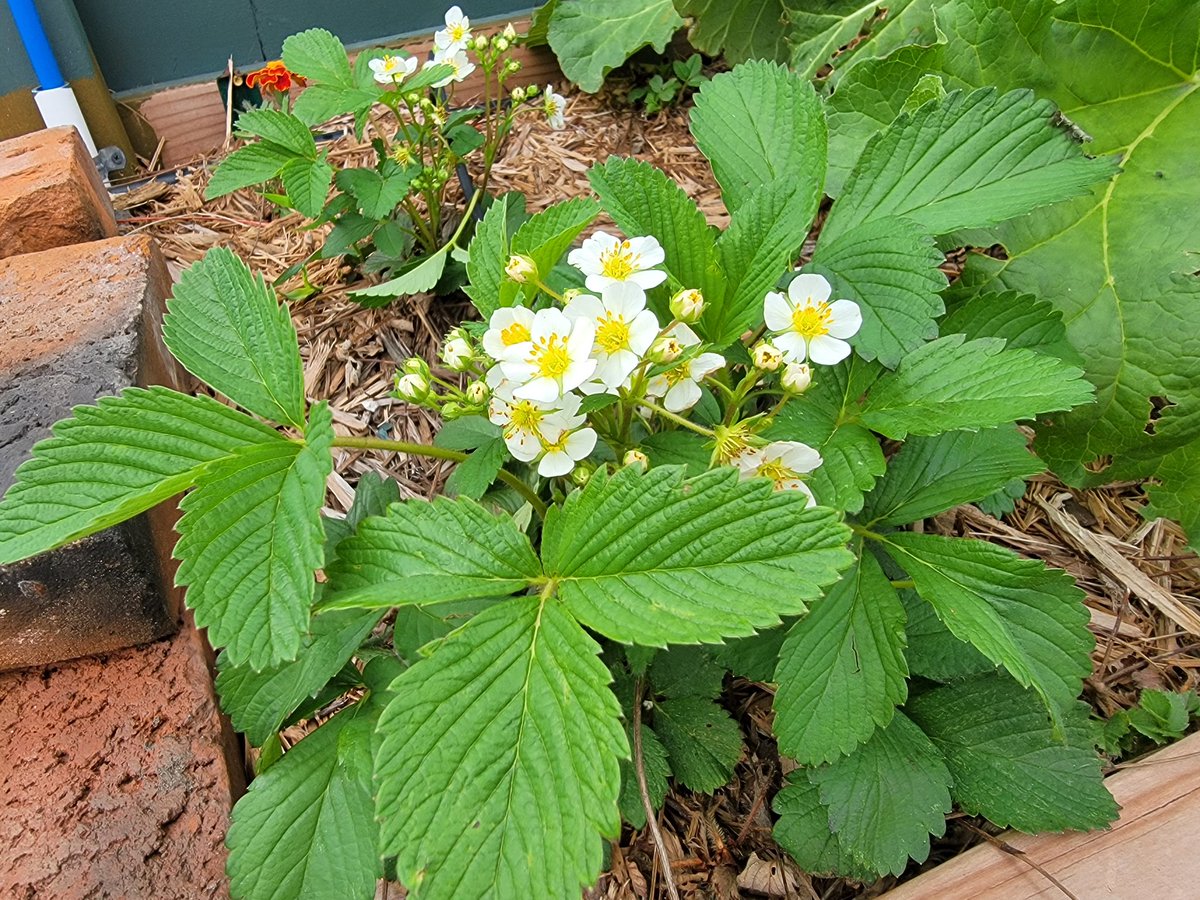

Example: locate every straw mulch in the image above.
[116,86,1200,900]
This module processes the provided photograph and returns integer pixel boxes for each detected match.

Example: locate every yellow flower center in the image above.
[757,460,798,484]
[532,335,572,379]
[542,432,570,453]
[501,322,531,346]
[664,365,689,387]
[595,313,631,354]
[506,401,543,435]
[449,23,467,41]
[599,241,638,281]
[791,301,833,339]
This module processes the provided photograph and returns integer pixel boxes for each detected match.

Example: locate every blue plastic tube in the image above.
[7,0,66,90]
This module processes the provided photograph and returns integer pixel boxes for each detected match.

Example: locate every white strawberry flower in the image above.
[645,323,724,412]
[499,307,596,401]
[563,286,660,390]
[369,54,419,85]
[542,83,567,129]
[482,306,534,363]
[536,422,597,477]
[426,48,475,87]
[764,273,862,365]
[434,6,472,52]
[734,440,822,506]
[488,384,582,462]
[567,231,667,296]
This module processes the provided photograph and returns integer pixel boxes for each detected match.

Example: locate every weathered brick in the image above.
[0,616,242,899]
[0,235,190,670]
[0,126,117,258]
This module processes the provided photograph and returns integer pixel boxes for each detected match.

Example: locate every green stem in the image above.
[333,435,547,519]
[849,523,887,542]
[640,399,716,438]
[890,579,914,590]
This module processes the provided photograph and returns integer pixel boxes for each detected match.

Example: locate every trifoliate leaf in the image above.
[650,645,725,700]
[547,0,684,92]
[204,142,297,199]
[807,711,951,876]
[376,597,627,899]
[0,387,276,564]
[859,335,1094,439]
[822,87,1119,242]
[774,546,908,765]
[226,656,402,900]
[805,217,947,368]
[510,196,601,290]
[334,165,415,220]
[862,426,1042,526]
[773,780,878,881]
[215,607,383,746]
[281,27,354,87]
[280,157,334,218]
[323,495,541,609]
[940,290,1077,362]
[900,589,996,683]
[175,403,334,670]
[350,245,448,302]
[707,178,816,346]
[690,60,827,214]
[907,673,1119,833]
[465,193,526,318]
[618,723,671,829]
[543,466,853,646]
[164,247,307,428]
[765,356,885,513]
[676,0,792,64]
[880,531,1093,727]
[233,108,317,158]
[587,156,725,303]
[654,696,744,792]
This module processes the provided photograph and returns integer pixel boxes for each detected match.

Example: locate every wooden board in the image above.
[883,731,1200,898]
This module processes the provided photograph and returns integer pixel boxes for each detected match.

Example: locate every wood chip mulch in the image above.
[114,84,1200,899]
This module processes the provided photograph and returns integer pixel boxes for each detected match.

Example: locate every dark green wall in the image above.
[72,0,533,95]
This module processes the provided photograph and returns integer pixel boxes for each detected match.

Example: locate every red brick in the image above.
[0,235,190,670]
[0,126,117,258]
[0,616,242,899]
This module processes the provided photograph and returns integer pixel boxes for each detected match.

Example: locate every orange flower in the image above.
[245,61,304,93]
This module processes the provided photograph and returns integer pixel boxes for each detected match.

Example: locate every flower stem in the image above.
[332,435,547,519]
[639,399,716,438]
[633,677,682,900]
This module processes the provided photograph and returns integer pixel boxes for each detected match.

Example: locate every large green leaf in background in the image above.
[815,0,1200,544]
[549,0,684,92]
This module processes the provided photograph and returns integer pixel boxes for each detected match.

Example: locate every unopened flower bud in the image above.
[494,36,510,52]
[505,58,521,74]
[442,400,466,419]
[472,34,489,52]
[419,97,435,112]
[465,380,489,405]
[394,371,430,402]
[623,449,650,472]
[441,336,474,371]
[669,288,705,324]
[570,461,594,486]
[524,84,540,98]
[511,85,527,103]
[403,356,430,377]
[502,22,517,41]
[781,362,813,394]
[752,341,784,372]
[505,254,537,283]
[649,335,683,364]
[561,288,583,303]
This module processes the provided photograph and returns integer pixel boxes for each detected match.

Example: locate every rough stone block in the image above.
[0,617,242,898]
[0,126,117,259]
[0,235,189,670]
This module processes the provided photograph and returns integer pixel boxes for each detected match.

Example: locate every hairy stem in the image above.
[633,678,681,900]
[639,399,716,438]
[332,435,547,518]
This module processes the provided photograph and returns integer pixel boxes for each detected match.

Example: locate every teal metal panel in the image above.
[71,0,533,95]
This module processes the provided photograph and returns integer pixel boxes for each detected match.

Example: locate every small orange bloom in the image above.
[245,61,304,93]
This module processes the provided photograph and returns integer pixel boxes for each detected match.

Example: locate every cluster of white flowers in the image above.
[401,225,865,503]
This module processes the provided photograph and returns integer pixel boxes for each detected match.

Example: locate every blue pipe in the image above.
[6,0,66,90]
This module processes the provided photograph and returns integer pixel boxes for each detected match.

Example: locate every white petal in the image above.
[628,310,660,355]
[763,291,793,332]
[500,357,537,382]
[485,364,508,388]
[594,351,637,388]
[795,482,818,507]
[563,293,604,324]
[601,282,647,316]
[689,352,725,380]
[514,376,561,402]
[584,273,614,293]
[772,441,822,474]
[531,307,571,341]
[733,448,764,476]
[558,393,583,417]
[505,432,541,462]
[667,322,701,347]
[567,318,597,357]
[645,375,669,398]
[565,427,598,460]
[664,379,701,412]
[629,269,668,290]
[627,236,665,266]
[808,334,851,365]
[567,245,602,274]
[826,299,863,339]
[561,356,597,394]
[537,450,574,478]
[788,273,832,305]
[773,332,808,364]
